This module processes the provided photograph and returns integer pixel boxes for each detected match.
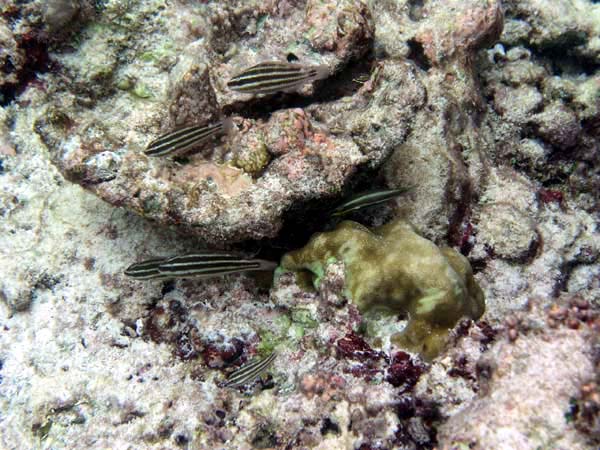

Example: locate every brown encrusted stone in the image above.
[414,0,503,66]
[44,0,82,32]
[531,102,581,150]
[36,0,383,243]
[381,62,492,243]
[370,1,503,244]
[164,43,220,130]
[36,0,497,246]
[0,18,24,87]
[438,327,593,449]
[304,0,374,64]
[476,203,540,261]
[492,85,543,125]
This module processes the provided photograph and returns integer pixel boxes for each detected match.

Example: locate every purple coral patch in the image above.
[336,331,385,361]
[201,337,245,368]
[385,351,425,388]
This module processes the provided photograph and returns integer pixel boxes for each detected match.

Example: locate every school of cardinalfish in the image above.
[128,60,410,388]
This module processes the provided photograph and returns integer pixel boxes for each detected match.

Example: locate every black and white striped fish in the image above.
[157,252,278,278]
[227,61,329,95]
[144,118,234,157]
[124,252,278,280]
[330,187,412,217]
[225,351,277,388]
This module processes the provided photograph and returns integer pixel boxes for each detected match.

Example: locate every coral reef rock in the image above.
[438,318,594,449]
[29,0,502,244]
[280,219,485,359]
[1,0,599,449]
[32,0,382,243]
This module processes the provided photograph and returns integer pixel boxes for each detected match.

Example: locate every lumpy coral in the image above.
[280,219,485,359]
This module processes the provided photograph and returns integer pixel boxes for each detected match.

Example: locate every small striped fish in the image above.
[225,351,277,388]
[158,252,278,278]
[330,187,412,217]
[227,61,329,95]
[124,258,167,280]
[144,118,234,157]
[124,252,278,280]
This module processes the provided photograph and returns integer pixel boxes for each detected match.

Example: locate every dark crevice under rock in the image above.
[1,32,50,106]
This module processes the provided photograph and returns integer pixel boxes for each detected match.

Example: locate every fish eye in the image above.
[286,52,299,63]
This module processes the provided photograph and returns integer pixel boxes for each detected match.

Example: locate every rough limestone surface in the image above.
[0,0,95,104]
[438,326,594,450]
[32,0,382,243]
[1,0,599,449]
[378,0,500,244]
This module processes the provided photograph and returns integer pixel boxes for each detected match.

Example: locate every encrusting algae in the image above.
[279,219,485,359]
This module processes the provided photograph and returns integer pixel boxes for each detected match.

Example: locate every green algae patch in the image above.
[280,219,485,359]
[256,310,312,356]
[132,82,153,99]
[291,308,318,329]
[256,329,278,356]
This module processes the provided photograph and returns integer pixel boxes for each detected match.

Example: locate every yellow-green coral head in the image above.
[280,219,485,359]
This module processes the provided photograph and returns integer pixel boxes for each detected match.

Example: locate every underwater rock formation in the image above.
[378,0,503,243]
[30,0,502,244]
[1,0,599,449]
[280,219,485,359]
[33,0,381,243]
[438,305,595,450]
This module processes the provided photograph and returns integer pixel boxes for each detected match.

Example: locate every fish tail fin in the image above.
[257,259,278,271]
[312,65,330,81]
[221,116,237,138]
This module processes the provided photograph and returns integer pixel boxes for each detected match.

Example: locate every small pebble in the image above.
[575,298,589,310]
[581,382,596,396]
[548,304,567,320]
